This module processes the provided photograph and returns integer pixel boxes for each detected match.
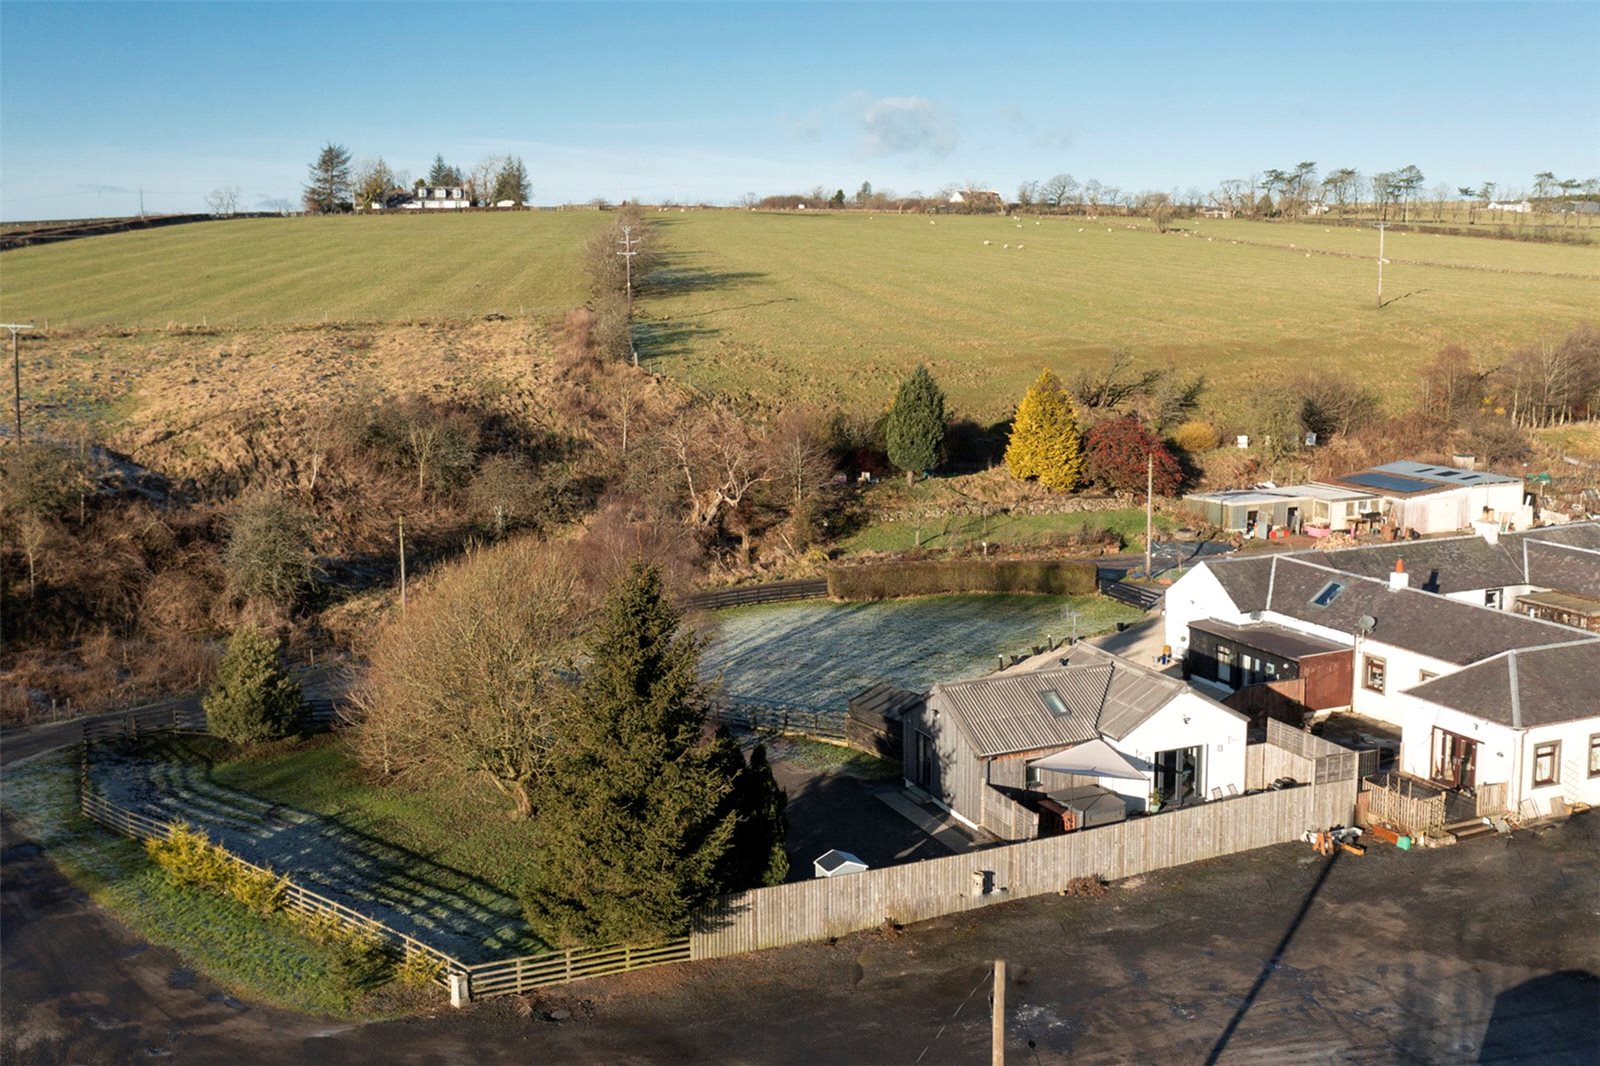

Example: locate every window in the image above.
[1038,690,1070,717]
[1532,741,1560,787]
[1589,734,1600,779]
[1419,670,1439,684]
[1363,655,1387,693]
[1310,581,1345,607]
[1485,588,1504,610]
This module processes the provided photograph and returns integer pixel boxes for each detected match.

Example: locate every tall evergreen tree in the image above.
[427,154,461,186]
[304,142,352,214]
[203,628,301,744]
[1004,368,1085,492]
[492,156,531,205]
[885,365,947,486]
[740,744,790,887]
[522,566,744,946]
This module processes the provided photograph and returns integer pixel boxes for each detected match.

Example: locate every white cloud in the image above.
[855,95,957,158]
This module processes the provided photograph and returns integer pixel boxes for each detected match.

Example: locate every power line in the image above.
[616,224,642,367]
[916,965,992,1064]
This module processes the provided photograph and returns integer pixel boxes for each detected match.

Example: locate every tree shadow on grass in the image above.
[88,739,542,964]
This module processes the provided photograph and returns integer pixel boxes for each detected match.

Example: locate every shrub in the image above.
[223,492,320,607]
[1,441,94,519]
[827,559,1098,600]
[1085,417,1183,495]
[396,949,446,990]
[1171,420,1222,455]
[203,627,302,743]
[1004,368,1085,491]
[146,822,234,891]
[146,822,286,915]
[328,930,393,996]
[228,864,289,915]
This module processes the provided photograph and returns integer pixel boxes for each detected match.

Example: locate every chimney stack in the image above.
[1473,519,1500,546]
[1388,558,1409,592]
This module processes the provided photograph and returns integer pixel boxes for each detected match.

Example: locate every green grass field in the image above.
[840,506,1174,554]
[5,208,1596,421]
[640,211,1600,418]
[0,212,604,327]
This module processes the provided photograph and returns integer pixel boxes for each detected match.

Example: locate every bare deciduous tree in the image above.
[204,187,241,217]
[663,405,772,535]
[347,538,584,818]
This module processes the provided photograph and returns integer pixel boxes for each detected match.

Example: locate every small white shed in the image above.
[813,850,868,878]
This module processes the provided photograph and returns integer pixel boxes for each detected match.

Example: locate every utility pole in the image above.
[1373,222,1388,308]
[3,324,34,443]
[616,224,641,366]
[991,959,1006,1066]
[1145,451,1154,579]
[398,514,408,613]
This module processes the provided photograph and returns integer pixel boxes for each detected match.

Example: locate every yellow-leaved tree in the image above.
[1004,368,1084,492]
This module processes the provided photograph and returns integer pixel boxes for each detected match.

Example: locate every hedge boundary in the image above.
[826,559,1098,600]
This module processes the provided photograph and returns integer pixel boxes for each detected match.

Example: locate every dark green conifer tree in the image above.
[523,566,743,946]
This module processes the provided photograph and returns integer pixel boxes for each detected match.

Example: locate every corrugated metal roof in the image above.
[931,645,1196,757]
[1371,460,1521,486]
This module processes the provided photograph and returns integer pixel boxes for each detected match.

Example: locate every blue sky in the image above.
[2,2,1597,219]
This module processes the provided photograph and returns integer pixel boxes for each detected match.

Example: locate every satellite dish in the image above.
[1356,615,1377,633]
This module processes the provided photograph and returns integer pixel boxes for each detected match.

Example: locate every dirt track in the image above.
[4,802,1597,1065]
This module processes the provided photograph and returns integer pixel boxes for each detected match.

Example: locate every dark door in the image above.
[913,730,936,791]
[1430,728,1477,790]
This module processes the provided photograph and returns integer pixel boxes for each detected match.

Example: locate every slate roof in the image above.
[1207,523,1600,600]
[1203,554,1595,666]
[930,644,1237,758]
[1408,642,1600,727]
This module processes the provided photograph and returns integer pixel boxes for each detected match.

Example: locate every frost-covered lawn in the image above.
[703,593,1142,711]
[84,737,543,962]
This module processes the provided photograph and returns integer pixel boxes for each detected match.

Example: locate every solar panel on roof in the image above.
[1343,472,1437,494]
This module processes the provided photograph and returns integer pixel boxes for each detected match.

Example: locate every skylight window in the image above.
[1310,581,1344,607]
[1039,690,1070,716]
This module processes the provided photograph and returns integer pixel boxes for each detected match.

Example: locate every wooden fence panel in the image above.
[1361,773,1445,835]
[690,778,1356,962]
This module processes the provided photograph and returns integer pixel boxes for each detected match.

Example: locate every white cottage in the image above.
[1319,461,1526,535]
[902,643,1248,839]
[1392,641,1600,816]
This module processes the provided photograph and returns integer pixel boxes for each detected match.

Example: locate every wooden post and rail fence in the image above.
[75,673,1363,1005]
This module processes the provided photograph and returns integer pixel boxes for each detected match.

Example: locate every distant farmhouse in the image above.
[357,185,473,211]
[947,189,1006,213]
[1164,521,1600,818]
[1486,200,1534,214]
[405,185,471,210]
[1185,460,1529,538]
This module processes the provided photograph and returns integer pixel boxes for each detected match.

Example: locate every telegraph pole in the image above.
[1145,452,1155,579]
[1373,222,1388,308]
[616,225,641,366]
[3,324,34,443]
[991,959,1006,1066]
[397,514,408,613]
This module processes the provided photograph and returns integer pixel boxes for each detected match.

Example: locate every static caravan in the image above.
[1268,484,1381,535]
[1182,489,1309,537]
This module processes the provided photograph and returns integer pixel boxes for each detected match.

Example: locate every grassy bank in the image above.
[841,507,1174,554]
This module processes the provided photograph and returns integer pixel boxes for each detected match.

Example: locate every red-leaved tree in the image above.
[1085,416,1182,495]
